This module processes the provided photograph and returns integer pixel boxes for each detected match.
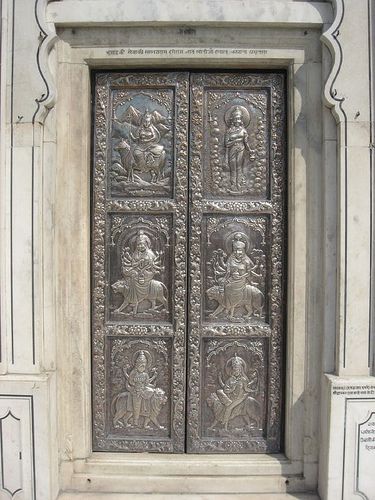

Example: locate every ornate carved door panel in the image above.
[187,73,286,453]
[92,72,189,452]
[91,71,286,454]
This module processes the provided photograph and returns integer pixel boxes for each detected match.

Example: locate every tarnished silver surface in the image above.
[204,216,267,323]
[109,214,172,322]
[187,73,286,453]
[203,86,268,198]
[92,71,286,454]
[110,86,174,198]
[92,72,189,453]
[203,339,267,440]
[110,338,171,437]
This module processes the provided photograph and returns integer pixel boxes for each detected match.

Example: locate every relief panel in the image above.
[108,337,172,440]
[109,87,175,198]
[203,215,268,324]
[108,214,173,323]
[202,339,267,443]
[203,89,269,198]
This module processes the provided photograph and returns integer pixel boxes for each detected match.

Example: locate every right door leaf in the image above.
[187,72,287,453]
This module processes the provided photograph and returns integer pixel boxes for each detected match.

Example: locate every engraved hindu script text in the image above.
[105,48,269,57]
[358,413,375,452]
[332,385,375,396]
[360,427,375,450]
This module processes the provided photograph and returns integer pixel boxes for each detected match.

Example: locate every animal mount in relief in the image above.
[111,104,171,196]
[112,349,167,431]
[111,230,168,318]
[206,232,264,321]
[207,353,261,433]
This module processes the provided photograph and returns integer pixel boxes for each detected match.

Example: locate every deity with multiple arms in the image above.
[111,230,168,315]
[207,353,260,431]
[114,106,169,184]
[111,350,167,430]
[224,105,254,191]
[206,232,264,320]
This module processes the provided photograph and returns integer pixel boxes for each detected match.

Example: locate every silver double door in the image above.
[91,71,286,453]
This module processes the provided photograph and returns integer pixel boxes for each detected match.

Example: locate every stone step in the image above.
[58,494,320,500]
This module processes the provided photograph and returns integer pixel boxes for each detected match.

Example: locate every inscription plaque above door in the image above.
[92,71,286,454]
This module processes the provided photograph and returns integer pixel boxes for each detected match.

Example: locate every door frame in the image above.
[54,27,325,494]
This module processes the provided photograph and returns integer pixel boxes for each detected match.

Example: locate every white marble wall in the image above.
[0,0,374,499]
[319,1,375,497]
[0,0,58,499]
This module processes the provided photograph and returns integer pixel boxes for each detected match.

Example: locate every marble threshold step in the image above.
[62,456,319,498]
[58,494,320,500]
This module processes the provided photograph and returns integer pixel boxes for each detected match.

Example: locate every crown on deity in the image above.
[232,353,242,367]
[231,106,243,119]
[232,233,246,250]
[136,351,147,365]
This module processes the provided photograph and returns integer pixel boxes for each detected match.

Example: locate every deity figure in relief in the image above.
[206,232,264,319]
[115,106,169,184]
[112,350,167,430]
[224,105,254,191]
[111,230,168,315]
[207,353,260,431]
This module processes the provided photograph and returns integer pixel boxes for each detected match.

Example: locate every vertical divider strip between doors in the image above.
[184,73,192,453]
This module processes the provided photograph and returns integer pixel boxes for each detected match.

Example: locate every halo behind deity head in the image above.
[225,231,250,254]
[224,105,251,127]
[132,349,153,369]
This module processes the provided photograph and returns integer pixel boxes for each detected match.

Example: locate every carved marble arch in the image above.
[91,71,286,453]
